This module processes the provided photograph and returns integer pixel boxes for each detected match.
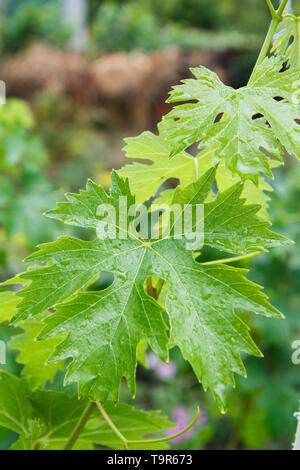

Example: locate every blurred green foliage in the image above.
[91,2,161,53]
[146,0,224,29]
[0,99,62,276]
[91,0,269,32]
[1,0,289,56]
[96,0,300,34]
[0,1,71,54]
[90,1,259,53]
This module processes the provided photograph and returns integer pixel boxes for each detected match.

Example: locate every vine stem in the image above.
[201,251,261,266]
[96,401,200,450]
[266,0,277,18]
[64,402,96,451]
[248,0,289,85]
[126,407,200,445]
[96,401,129,450]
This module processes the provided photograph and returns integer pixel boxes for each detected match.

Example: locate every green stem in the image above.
[248,0,289,85]
[96,401,200,449]
[64,402,96,451]
[96,401,129,450]
[283,14,300,20]
[266,0,276,18]
[277,0,290,17]
[127,407,200,445]
[201,251,261,266]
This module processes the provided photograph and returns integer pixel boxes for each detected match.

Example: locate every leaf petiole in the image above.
[266,0,276,19]
[96,400,200,449]
[96,401,129,450]
[127,407,200,445]
[64,402,96,451]
[248,0,289,84]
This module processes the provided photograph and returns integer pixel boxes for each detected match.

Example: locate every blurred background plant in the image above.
[0,98,63,277]
[0,0,299,451]
[0,0,71,54]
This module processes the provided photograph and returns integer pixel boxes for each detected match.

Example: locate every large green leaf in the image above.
[163,57,300,180]
[10,171,289,409]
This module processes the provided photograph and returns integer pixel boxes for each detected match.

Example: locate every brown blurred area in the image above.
[1,42,229,134]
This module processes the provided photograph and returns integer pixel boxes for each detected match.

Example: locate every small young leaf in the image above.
[163,57,300,180]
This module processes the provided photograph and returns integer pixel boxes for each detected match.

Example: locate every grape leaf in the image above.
[0,371,173,450]
[10,387,97,451]
[9,317,65,389]
[10,171,289,409]
[119,129,277,221]
[163,57,300,180]
[151,156,273,221]
[272,15,300,68]
[119,128,212,203]
[29,392,173,450]
[169,178,289,255]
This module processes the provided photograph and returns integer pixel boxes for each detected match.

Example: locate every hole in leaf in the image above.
[214,112,224,123]
[252,112,263,120]
[185,142,200,156]
[156,177,180,197]
[87,272,114,291]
